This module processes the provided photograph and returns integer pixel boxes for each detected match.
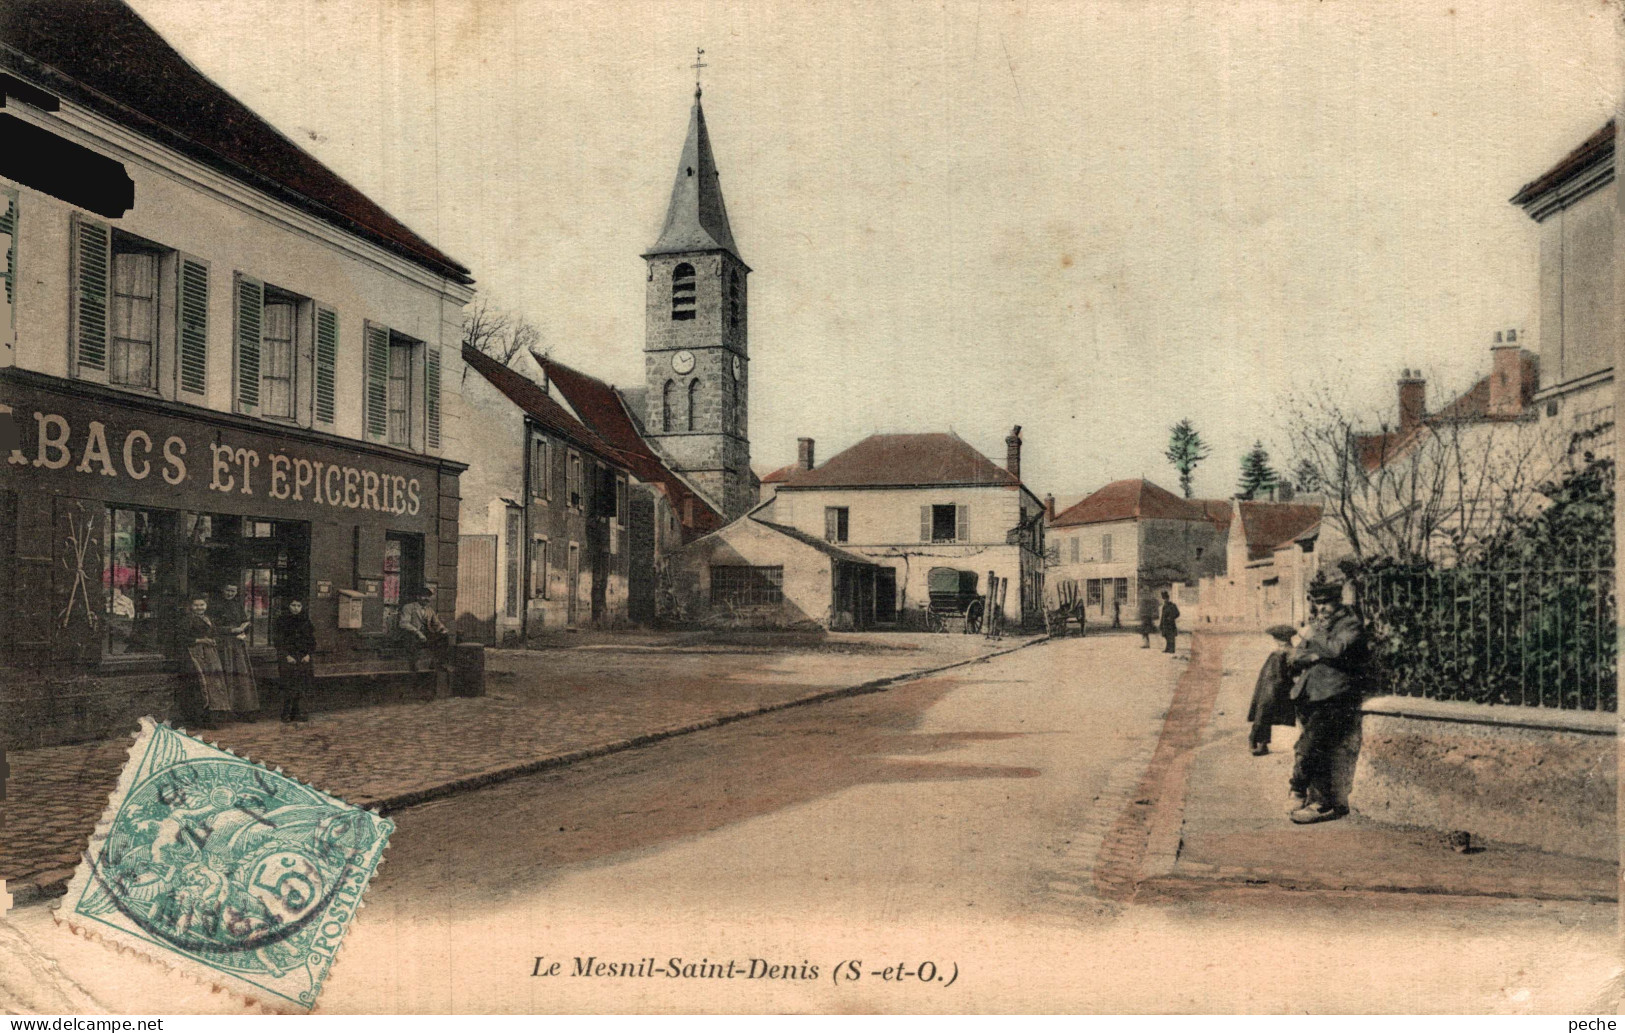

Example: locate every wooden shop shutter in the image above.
[71,214,111,380]
[425,344,442,449]
[176,256,209,396]
[363,321,390,441]
[233,273,263,412]
[314,305,338,425]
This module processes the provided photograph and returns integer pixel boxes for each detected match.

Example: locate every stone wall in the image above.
[1350,695,1616,861]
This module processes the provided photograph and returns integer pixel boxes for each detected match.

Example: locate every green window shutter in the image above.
[314,306,338,424]
[364,321,390,440]
[234,273,262,411]
[72,214,110,377]
[920,505,931,542]
[1,189,15,311]
[177,257,209,395]
[425,344,442,449]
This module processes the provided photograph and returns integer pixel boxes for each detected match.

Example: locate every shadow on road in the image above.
[373,673,1036,906]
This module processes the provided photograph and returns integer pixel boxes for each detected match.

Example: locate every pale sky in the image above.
[128,0,1621,501]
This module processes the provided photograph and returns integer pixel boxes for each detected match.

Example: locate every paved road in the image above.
[5,636,1615,1013]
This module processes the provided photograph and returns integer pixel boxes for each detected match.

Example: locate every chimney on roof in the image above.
[797,437,815,471]
[1489,330,1525,417]
[1045,494,1056,520]
[1398,369,1426,431]
[1006,426,1023,482]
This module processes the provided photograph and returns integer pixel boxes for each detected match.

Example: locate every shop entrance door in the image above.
[186,516,309,651]
[383,532,424,632]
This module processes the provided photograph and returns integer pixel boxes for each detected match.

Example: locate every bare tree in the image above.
[462,297,543,367]
[1283,382,1566,567]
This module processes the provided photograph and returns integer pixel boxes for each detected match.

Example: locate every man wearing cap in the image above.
[398,589,451,673]
[1286,582,1367,824]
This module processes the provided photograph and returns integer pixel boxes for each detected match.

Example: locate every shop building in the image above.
[0,0,475,746]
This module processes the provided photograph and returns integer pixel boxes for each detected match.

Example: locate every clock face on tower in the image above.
[671,350,695,375]
[732,355,743,380]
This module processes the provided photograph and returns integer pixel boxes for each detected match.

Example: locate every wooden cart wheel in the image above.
[965,599,985,634]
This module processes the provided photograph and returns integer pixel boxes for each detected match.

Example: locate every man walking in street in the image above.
[1286,580,1366,824]
[1158,590,1180,654]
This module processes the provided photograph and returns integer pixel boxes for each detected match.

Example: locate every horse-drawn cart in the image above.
[1046,578,1086,637]
[924,566,985,634]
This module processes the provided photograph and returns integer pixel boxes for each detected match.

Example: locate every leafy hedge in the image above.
[1356,456,1616,712]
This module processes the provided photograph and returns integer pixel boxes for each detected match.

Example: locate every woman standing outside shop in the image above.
[213,582,260,719]
[182,595,230,728]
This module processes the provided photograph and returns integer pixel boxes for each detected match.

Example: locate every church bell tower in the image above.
[642,78,752,520]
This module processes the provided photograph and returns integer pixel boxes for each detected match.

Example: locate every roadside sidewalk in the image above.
[1,631,1038,906]
[1139,632,1617,902]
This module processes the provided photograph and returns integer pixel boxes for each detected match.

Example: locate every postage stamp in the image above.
[58,718,393,1012]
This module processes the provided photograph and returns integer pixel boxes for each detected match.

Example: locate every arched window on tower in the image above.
[671,263,696,321]
[662,380,675,433]
[729,270,740,330]
[687,378,700,431]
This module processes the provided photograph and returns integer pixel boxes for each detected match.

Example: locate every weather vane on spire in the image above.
[692,47,708,97]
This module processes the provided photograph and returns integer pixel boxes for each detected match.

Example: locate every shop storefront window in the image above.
[105,506,179,657]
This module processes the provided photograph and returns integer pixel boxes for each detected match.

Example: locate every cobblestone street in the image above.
[0,632,1022,900]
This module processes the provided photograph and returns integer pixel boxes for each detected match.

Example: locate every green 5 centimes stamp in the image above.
[60,718,393,1011]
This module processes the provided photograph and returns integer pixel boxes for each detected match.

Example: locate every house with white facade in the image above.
[744,428,1047,626]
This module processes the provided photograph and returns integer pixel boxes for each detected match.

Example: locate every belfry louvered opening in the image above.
[671,262,696,320]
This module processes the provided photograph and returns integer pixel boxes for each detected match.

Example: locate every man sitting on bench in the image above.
[397,590,450,673]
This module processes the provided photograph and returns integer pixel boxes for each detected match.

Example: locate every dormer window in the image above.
[672,263,696,321]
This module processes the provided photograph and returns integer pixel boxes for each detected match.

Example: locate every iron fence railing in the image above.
[1361,543,1616,712]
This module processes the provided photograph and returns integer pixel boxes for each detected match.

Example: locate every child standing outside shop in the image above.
[276,598,317,723]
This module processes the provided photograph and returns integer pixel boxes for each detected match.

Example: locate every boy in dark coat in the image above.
[276,598,317,723]
[1246,624,1299,755]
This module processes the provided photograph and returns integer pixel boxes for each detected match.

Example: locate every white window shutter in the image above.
[233,273,263,412]
[71,213,111,382]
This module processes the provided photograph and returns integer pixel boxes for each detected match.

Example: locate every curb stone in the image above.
[7,636,1046,908]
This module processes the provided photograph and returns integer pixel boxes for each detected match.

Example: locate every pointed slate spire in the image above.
[646,88,742,261]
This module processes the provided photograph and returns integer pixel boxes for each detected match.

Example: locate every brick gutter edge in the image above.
[8,636,1046,909]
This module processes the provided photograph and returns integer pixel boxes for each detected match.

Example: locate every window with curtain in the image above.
[388,337,413,446]
[260,293,296,418]
[110,245,158,390]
